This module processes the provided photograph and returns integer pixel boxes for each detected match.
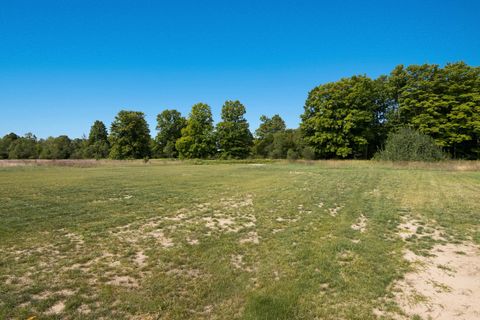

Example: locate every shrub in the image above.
[286,149,299,160]
[374,127,446,161]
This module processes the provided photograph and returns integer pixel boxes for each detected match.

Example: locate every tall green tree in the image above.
[301,75,388,158]
[154,109,186,158]
[0,133,19,159]
[176,103,215,158]
[109,111,151,159]
[87,120,109,159]
[253,114,286,158]
[216,100,253,159]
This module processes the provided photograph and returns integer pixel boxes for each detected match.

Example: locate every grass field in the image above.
[1,161,479,319]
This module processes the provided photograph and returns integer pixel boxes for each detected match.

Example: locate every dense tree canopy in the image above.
[39,135,72,159]
[109,111,151,159]
[253,114,286,158]
[0,133,19,159]
[154,109,186,158]
[176,103,216,159]
[8,133,39,159]
[86,120,109,159]
[301,75,389,158]
[216,100,253,159]
[255,114,286,139]
[387,62,480,159]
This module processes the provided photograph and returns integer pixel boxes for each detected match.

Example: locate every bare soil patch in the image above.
[393,218,480,319]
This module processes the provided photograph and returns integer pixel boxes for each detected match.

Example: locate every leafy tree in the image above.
[8,133,39,159]
[216,100,253,159]
[39,135,72,159]
[0,133,19,159]
[255,114,286,139]
[154,109,186,158]
[176,103,216,159]
[269,129,305,159]
[88,120,108,144]
[253,114,286,158]
[86,120,109,159]
[70,137,89,159]
[387,62,480,159]
[109,111,151,159]
[301,75,388,159]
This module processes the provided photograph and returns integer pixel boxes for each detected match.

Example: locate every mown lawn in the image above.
[0,161,479,319]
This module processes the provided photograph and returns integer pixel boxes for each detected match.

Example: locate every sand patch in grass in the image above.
[46,300,65,315]
[351,214,367,233]
[394,242,480,320]
[239,231,260,244]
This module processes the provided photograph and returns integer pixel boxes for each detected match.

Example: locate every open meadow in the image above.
[1,161,479,319]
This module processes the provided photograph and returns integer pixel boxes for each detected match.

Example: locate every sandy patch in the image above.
[327,204,343,217]
[167,267,201,278]
[220,194,254,208]
[107,275,139,288]
[165,212,188,222]
[134,251,148,267]
[231,254,254,272]
[394,242,480,320]
[297,204,312,214]
[239,231,260,244]
[275,217,298,223]
[46,300,65,315]
[398,218,445,241]
[186,237,199,245]
[77,304,91,314]
[149,230,174,248]
[351,214,367,233]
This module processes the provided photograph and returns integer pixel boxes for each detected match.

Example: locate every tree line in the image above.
[1,62,479,160]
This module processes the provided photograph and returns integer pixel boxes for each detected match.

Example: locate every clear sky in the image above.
[1,0,479,138]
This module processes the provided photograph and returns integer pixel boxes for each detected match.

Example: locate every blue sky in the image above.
[1,0,479,138]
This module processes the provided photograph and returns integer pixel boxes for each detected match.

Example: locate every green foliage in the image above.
[269,130,300,159]
[70,138,89,159]
[374,127,446,161]
[154,109,186,158]
[286,148,299,160]
[39,135,73,159]
[176,103,216,159]
[0,133,20,159]
[7,133,39,159]
[216,100,253,159]
[88,120,108,144]
[387,62,480,159]
[301,75,389,159]
[252,113,313,159]
[109,110,151,159]
[253,114,287,158]
[86,120,110,159]
[1,61,478,160]
[255,114,286,139]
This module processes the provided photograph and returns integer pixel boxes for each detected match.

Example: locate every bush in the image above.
[374,127,446,161]
[286,149,299,160]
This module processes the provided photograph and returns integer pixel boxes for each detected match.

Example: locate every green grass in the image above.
[0,161,479,319]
